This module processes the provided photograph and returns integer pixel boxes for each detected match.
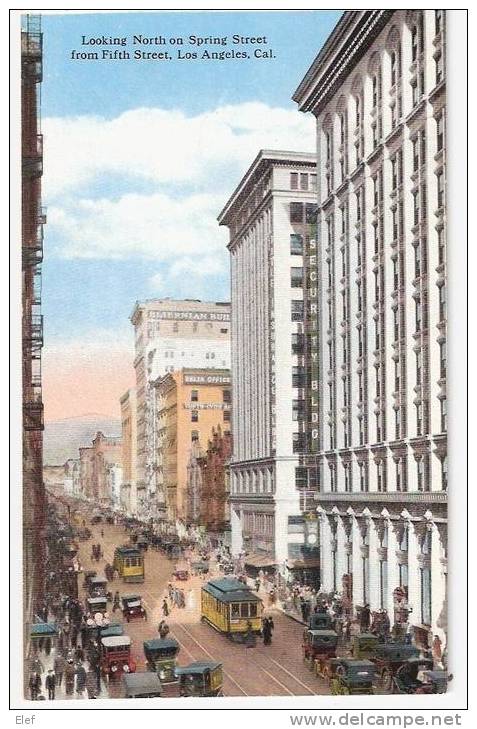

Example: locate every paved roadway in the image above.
[78,521,334,698]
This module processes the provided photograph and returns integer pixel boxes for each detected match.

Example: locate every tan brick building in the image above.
[120,388,137,515]
[154,368,231,527]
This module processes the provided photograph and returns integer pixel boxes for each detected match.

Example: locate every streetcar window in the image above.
[240,603,249,618]
[231,603,240,618]
[249,603,257,618]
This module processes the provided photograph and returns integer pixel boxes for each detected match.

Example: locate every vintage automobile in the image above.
[392,657,435,694]
[309,612,335,631]
[101,635,136,678]
[330,659,376,696]
[91,514,103,524]
[113,546,145,583]
[302,629,338,672]
[121,594,148,622]
[136,534,149,551]
[123,672,163,699]
[173,569,190,581]
[419,669,448,694]
[88,576,108,598]
[191,561,210,576]
[175,661,224,697]
[101,623,124,639]
[86,596,109,616]
[143,638,180,683]
[83,570,97,590]
[371,643,420,690]
[201,578,263,640]
[352,633,380,660]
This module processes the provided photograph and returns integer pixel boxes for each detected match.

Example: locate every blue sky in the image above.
[39,10,342,420]
[41,10,341,340]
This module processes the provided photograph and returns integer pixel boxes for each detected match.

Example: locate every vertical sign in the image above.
[305,225,319,453]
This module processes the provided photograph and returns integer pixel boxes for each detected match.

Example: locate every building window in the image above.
[173,322,179,333]
[441,399,447,431]
[437,172,445,209]
[436,115,444,152]
[292,432,306,454]
[290,202,304,223]
[223,410,231,422]
[441,456,448,491]
[220,328,228,334]
[377,461,387,492]
[295,467,307,489]
[292,366,306,388]
[191,411,199,423]
[305,203,318,224]
[191,430,199,442]
[300,173,309,190]
[291,267,304,288]
[222,389,231,403]
[310,174,317,191]
[435,53,443,84]
[359,462,368,492]
[191,389,198,402]
[435,9,444,35]
[290,172,298,190]
[292,399,305,421]
[291,332,305,355]
[291,300,304,322]
[290,233,303,255]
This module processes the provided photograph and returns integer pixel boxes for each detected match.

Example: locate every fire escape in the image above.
[22,15,45,433]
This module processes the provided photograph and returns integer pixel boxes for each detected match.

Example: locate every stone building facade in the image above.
[293,10,447,642]
[197,426,232,539]
[130,299,231,520]
[79,432,122,504]
[120,388,138,515]
[219,150,320,578]
[154,368,231,530]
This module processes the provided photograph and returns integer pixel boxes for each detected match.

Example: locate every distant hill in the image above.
[44,414,122,465]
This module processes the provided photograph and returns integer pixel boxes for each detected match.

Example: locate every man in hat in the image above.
[54,652,66,687]
[45,669,56,700]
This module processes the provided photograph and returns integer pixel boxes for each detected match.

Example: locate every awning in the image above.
[286,559,320,570]
[244,554,277,568]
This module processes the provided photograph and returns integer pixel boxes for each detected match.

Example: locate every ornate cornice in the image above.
[293,11,395,115]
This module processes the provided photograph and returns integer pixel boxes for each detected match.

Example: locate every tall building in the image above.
[120,388,138,515]
[197,426,232,541]
[154,367,231,529]
[218,151,320,579]
[22,14,46,656]
[78,432,122,503]
[130,299,231,520]
[293,10,447,643]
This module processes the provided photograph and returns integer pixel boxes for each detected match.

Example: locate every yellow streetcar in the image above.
[201,578,263,641]
[113,546,145,583]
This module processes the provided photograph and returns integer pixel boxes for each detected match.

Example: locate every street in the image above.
[76,520,332,698]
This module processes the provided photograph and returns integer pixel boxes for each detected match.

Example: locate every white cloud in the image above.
[48,191,229,260]
[43,102,315,263]
[42,103,315,200]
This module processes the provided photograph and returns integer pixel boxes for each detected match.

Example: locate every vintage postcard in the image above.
[13,6,467,713]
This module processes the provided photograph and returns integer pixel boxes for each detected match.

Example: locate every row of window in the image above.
[290,172,317,192]
[189,389,231,403]
[190,410,230,423]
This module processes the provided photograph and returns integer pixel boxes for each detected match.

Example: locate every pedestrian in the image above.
[262,617,271,646]
[45,670,56,700]
[76,662,87,696]
[75,646,85,663]
[54,652,66,687]
[432,634,443,668]
[86,670,98,699]
[360,604,371,633]
[71,624,78,649]
[30,654,44,674]
[28,672,42,701]
[158,620,170,639]
[64,659,76,696]
[245,620,256,648]
[112,591,121,613]
[162,598,169,617]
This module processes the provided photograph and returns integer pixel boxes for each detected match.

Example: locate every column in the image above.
[388,519,404,619]
[368,518,381,611]
[433,522,447,645]
[407,520,422,627]
[319,513,334,592]
[336,516,349,588]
